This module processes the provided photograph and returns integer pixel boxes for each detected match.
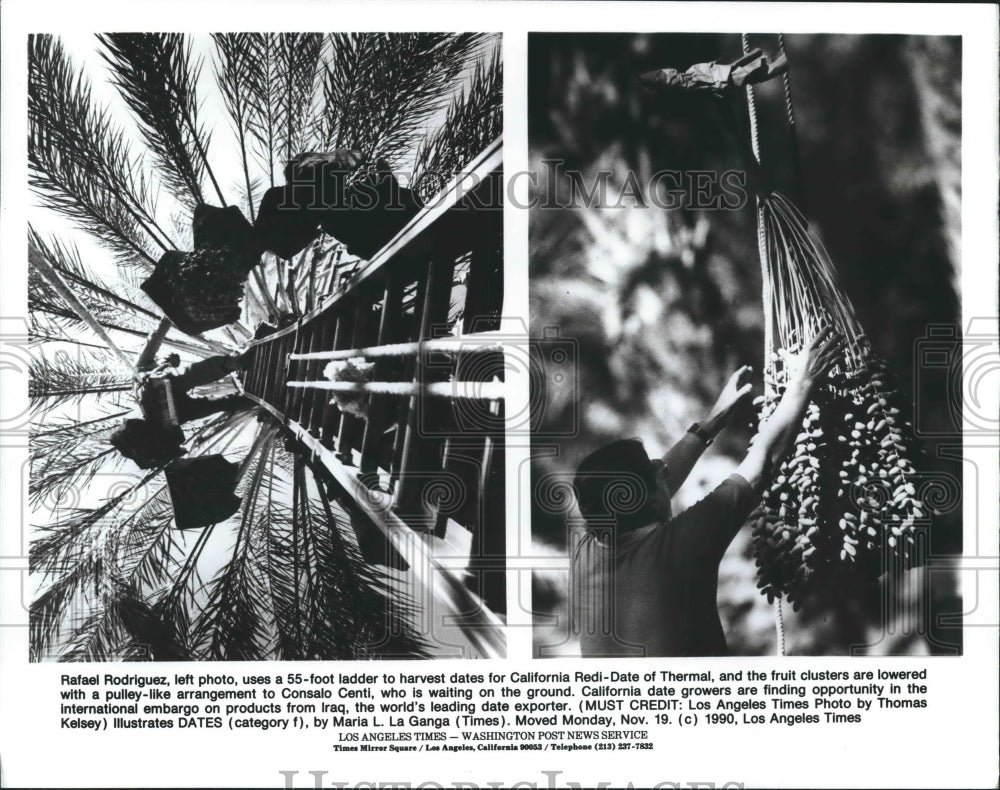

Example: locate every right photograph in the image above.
[528,33,964,658]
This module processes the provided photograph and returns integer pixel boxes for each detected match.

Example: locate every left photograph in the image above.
[28,32,505,661]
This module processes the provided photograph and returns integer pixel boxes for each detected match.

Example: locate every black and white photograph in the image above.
[1,3,997,789]
[27,31,506,661]
[528,32,965,658]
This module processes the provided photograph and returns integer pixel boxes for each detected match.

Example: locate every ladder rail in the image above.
[236,385,506,659]
[236,136,507,655]
[244,136,503,349]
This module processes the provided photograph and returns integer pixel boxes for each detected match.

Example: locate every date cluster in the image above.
[750,344,928,608]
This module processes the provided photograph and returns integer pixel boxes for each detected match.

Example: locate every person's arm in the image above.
[736,327,843,495]
[661,365,753,494]
[135,317,173,373]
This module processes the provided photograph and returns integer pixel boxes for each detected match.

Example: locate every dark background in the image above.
[528,33,963,656]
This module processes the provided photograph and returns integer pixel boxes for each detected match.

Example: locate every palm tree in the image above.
[28,32,502,661]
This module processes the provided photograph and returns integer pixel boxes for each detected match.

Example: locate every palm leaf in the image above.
[240,33,324,190]
[244,34,281,187]
[28,34,171,266]
[30,561,92,660]
[321,33,487,172]
[28,351,133,416]
[257,445,304,659]
[276,34,324,162]
[49,489,178,662]
[33,411,252,661]
[29,408,131,507]
[111,411,256,623]
[213,33,264,217]
[59,585,134,662]
[99,33,225,210]
[30,407,131,441]
[29,229,233,358]
[297,455,428,659]
[30,445,122,510]
[29,227,157,336]
[29,466,161,659]
[193,427,279,660]
[28,314,110,350]
[412,45,503,201]
[75,488,181,661]
[30,469,155,578]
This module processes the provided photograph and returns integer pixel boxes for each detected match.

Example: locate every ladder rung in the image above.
[290,337,504,361]
[287,380,505,399]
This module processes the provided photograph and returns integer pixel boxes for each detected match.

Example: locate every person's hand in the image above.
[706,364,754,430]
[785,324,844,388]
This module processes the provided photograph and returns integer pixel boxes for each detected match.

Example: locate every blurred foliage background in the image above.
[528,33,963,657]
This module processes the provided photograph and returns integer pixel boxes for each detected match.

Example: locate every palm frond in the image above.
[30,469,154,577]
[32,411,251,661]
[258,449,306,659]
[29,229,227,358]
[120,484,188,592]
[28,314,111,350]
[29,445,122,510]
[239,442,300,659]
[233,174,267,224]
[412,45,503,201]
[244,34,281,187]
[29,227,157,335]
[122,414,262,659]
[29,465,162,660]
[29,233,143,370]
[241,33,324,189]
[28,351,133,415]
[30,407,131,441]
[115,410,254,596]
[298,455,429,659]
[49,487,180,662]
[213,33,264,217]
[169,206,195,249]
[28,35,171,265]
[321,33,487,172]
[193,427,279,660]
[60,550,189,662]
[99,33,225,209]
[59,585,133,662]
[277,34,324,162]
[29,408,130,507]
[30,560,91,660]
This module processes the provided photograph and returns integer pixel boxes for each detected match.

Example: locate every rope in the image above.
[777,34,797,130]
[776,34,804,203]
[775,596,786,656]
[743,33,783,656]
[741,34,774,368]
[741,34,763,165]
[756,204,772,366]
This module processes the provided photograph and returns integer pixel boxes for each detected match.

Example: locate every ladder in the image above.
[238,139,506,659]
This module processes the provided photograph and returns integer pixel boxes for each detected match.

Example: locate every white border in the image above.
[1,3,997,788]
